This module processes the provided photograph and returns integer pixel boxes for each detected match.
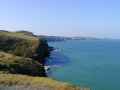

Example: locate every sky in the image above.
[0,0,119,38]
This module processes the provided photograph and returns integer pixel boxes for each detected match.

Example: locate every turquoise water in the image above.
[47,40,120,90]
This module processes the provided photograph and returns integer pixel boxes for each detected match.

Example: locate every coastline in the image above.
[0,30,84,90]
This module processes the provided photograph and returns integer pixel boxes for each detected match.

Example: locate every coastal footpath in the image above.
[0,30,82,90]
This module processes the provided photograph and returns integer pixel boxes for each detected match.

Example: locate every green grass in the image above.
[0,31,49,76]
[0,51,46,76]
[0,31,49,58]
[0,31,38,41]
[0,31,39,57]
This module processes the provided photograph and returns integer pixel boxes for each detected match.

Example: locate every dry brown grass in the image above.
[0,74,81,90]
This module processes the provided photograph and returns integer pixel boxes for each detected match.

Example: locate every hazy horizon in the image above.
[0,0,120,39]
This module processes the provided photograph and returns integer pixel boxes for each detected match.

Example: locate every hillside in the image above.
[0,31,49,58]
[0,30,82,90]
[0,74,81,90]
[0,51,46,76]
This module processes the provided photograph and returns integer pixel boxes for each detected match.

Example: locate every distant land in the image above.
[0,30,112,42]
[38,35,101,42]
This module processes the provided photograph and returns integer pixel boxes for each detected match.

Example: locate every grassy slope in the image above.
[0,32,39,57]
[0,74,81,90]
[0,51,46,76]
[0,31,84,90]
[0,31,47,76]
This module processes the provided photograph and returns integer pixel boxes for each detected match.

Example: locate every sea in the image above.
[46,39,120,90]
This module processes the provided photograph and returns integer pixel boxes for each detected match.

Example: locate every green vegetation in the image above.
[0,52,46,76]
[0,31,49,76]
[0,30,82,90]
[0,31,40,57]
[0,31,50,61]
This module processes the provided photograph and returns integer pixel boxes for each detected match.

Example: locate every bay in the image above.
[47,40,120,90]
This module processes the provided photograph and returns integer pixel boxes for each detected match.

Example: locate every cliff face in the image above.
[0,31,50,58]
[0,31,50,76]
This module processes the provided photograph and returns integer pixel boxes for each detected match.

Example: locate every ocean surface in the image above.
[46,40,120,90]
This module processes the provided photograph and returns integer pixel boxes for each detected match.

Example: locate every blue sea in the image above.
[46,40,120,90]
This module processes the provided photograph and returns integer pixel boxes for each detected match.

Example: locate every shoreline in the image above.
[0,30,84,90]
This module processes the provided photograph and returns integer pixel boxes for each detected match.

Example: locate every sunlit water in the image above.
[46,40,120,90]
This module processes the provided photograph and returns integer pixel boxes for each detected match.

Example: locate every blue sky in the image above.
[0,0,119,38]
